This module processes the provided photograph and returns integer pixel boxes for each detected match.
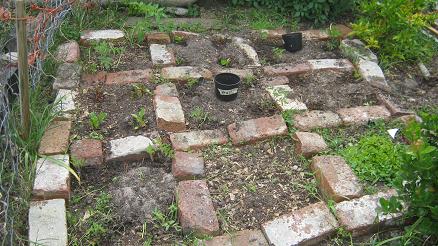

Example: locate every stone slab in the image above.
[311,155,363,202]
[38,121,72,155]
[54,89,77,119]
[294,110,342,131]
[29,199,67,246]
[358,59,390,91]
[293,132,328,158]
[177,180,220,236]
[107,135,154,161]
[266,85,307,111]
[106,69,152,85]
[53,63,81,90]
[80,29,124,44]
[232,37,261,67]
[262,202,338,246]
[154,95,186,132]
[204,229,269,246]
[154,83,178,97]
[170,129,228,151]
[56,41,80,63]
[150,44,176,67]
[172,151,204,180]
[147,32,171,44]
[33,155,70,200]
[161,66,213,82]
[227,115,288,145]
[337,105,391,125]
[340,39,378,64]
[308,59,354,72]
[70,139,103,167]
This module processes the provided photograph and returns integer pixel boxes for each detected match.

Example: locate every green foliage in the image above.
[340,134,403,184]
[89,112,107,130]
[186,78,200,89]
[92,41,125,70]
[131,83,153,99]
[123,0,167,20]
[190,106,212,127]
[325,26,342,51]
[187,4,201,17]
[152,203,181,232]
[380,110,438,242]
[131,108,147,130]
[219,57,231,67]
[352,0,438,67]
[243,75,256,87]
[272,47,285,59]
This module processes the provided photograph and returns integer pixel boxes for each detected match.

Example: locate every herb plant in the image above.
[89,112,107,130]
[131,108,147,130]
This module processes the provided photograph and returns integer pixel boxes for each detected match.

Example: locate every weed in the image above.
[272,47,286,59]
[187,4,201,17]
[93,41,125,70]
[146,138,175,161]
[325,25,342,51]
[186,77,200,89]
[124,1,167,20]
[173,35,184,44]
[125,19,153,46]
[190,106,211,127]
[131,83,153,99]
[152,203,181,232]
[281,109,298,135]
[71,156,86,169]
[258,97,277,112]
[245,183,257,193]
[176,57,184,65]
[89,131,104,140]
[131,108,147,130]
[218,57,232,67]
[243,75,256,87]
[152,75,170,84]
[89,112,107,130]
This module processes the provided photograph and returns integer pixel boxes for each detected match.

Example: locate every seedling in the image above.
[131,83,153,99]
[131,108,147,130]
[146,144,156,161]
[153,138,174,159]
[93,41,125,70]
[272,47,285,59]
[243,75,256,87]
[325,26,342,51]
[190,106,210,126]
[176,57,184,65]
[152,203,180,232]
[89,131,104,140]
[218,57,231,67]
[186,77,199,89]
[173,35,184,44]
[89,112,107,130]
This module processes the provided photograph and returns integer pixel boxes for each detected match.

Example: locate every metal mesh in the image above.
[0,0,73,244]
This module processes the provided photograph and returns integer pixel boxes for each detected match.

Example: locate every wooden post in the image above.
[16,0,30,140]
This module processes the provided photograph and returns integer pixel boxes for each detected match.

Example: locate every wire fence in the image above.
[1,0,74,244]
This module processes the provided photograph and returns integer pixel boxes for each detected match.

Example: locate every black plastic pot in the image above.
[282,32,303,52]
[215,73,241,101]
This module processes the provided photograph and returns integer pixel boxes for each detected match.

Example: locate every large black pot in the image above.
[214,73,241,101]
[282,32,303,52]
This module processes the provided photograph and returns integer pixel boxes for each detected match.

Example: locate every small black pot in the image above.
[215,73,241,101]
[283,32,303,52]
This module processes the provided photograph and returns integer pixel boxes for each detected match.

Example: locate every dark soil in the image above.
[204,137,317,232]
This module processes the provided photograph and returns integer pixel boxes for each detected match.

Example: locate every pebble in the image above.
[292,165,298,170]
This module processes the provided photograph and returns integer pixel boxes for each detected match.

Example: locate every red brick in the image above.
[302,29,329,41]
[259,29,286,45]
[81,71,107,86]
[106,69,152,85]
[177,180,220,236]
[204,229,268,246]
[154,95,186,132]
[56,41,80,63]
[38,121,72,155]
[311,155,363,202]
[171,31,200,41]
[172,152,204,180]
[293,132,328,158]
[294,110,342,131]
[260,76,289,87]
[263,63,311,77]
[227,115,288,145]
[377,94,413,117]
[70,139,103,167]
[337,105,391,126]
[170,129,228,151]
[161,66,213,83]
[147,32,171,44]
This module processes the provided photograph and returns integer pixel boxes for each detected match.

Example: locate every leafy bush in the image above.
[352,0,438,67]
[340,134,404,184]
[230,0,357,24]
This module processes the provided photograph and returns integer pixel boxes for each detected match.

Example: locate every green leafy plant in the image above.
[89,112,107,130]
[325,25,342,51]
[173,35,184,44]
[93,41,125,70]
[123,0,167,20]
[187,4,201,17]
[131,83,153,99]
[272,47,285,59]
[131,108,147,130]
[190,106,211,127]
[218,57,231,67]
[243,75,256,87]
[186,77,200,89]
[152,203,181,232]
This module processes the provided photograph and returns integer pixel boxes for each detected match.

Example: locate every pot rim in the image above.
[214,73,241,86]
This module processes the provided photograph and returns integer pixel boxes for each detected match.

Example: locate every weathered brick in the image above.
[54,89,77,120]
[33,155,70,200]
[106,69,152,85]
[170,129,228,151]
[259,29,286,45]
[171,30,200,41]
[81,71,107,86]
[107,135,154,162]
[266,85,307,111]
[172,151,204,180]
[294,110,342,131]
[262,202,338,246]
[154,95,186,132]
[302,29,329,40]
[53,63,81,90]
[161,66,213,82]
[335,189,402,236]
[38,121,72,155]
[227,115,288,145]
[56,41,80,63]
[80,29,124,44]
[232,37,261,67]
[213,68,254,80]
[311,155,363,202]
[308,59,354,72]
[70,139,103,167]
[377,94,413,117]
[263,63,311,77]
[177,180,220,236]
[154,83,178,97]
[358,60,390,91]
[260,76,289,87]
[147,32,171,44]
[337,105,391,125]
[29,199,67,246]
[204,229,268,246]
[293,132,328,158]
[150,44,176,67]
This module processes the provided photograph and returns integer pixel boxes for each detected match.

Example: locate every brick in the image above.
[311,155,363,202]
[294,110,342,131]
[308,59,354,72]
[161,66,213,82]
[172,151,204,180]
[154,95,186,132]
[54,89,77,120]
[154,83,178,97]
[293,132,328,158]
[204,229,268,246]
[377,94,413,117]
[150,44,176,67]
[259,29,286,45]
[302,29,329,41]
[81,71,107,86]
[107,135,154,162]
[56,41,80,63]
[70,139,103,167]
[262,202,338,246]
[171,30,200,41]
[358,60,390,91]
[80,29,124,44]
[213,68,254,80]
[227,115,288,145]
[38,121,72,155]
[266,85,307,111]
[335,189,403,236]
[33,155,70,200]
[170,129,228,151]
[232,37,261,67]
[340,39,378,64]
[29,199,67,246]
[334,24,353,38]
[106,69,152,85]
[177,180,220,236]
[53,63,81,90]
[147,32,171,44]
[260,76,289,87]
[263,63,311,77]
[337,105,391,126]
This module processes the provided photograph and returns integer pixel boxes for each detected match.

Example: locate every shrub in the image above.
[230,0,357,24]
[352,0,438,67]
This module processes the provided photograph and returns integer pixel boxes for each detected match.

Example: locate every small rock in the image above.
[166,7,189,16]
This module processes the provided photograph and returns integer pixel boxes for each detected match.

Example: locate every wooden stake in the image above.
[16,0,30,140]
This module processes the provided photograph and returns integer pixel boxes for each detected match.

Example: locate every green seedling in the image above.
[272,47,285,59]
[173,35,184,44]
[186,77,199,89]
[131,83,153,99]
[131,108,147,130]
[176,57,184,65]
[89,112,107,130]
[190,106,210,126]
[243,75,256,87]
[219,57,231,67]
[89,131,104,140]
